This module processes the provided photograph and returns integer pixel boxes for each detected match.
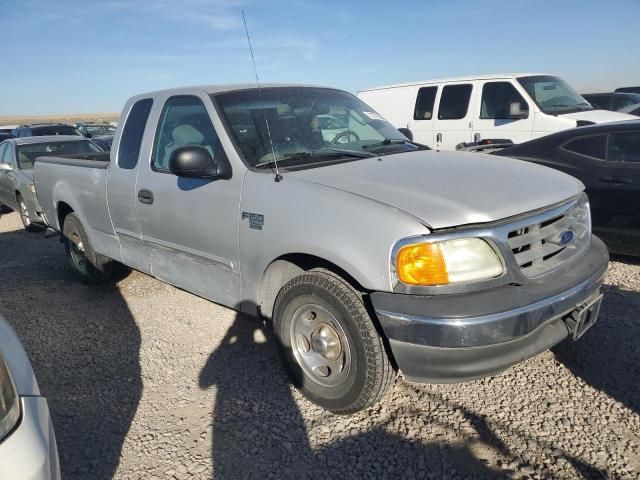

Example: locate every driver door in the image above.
[135,93,243,308]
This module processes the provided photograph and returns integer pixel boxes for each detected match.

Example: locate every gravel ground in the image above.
[1,211,639,480]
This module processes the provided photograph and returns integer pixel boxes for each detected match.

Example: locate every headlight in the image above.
[0,354,20,441]
[395,238,504,286]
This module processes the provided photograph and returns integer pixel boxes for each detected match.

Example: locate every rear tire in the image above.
[273,270,395,414]
[17,194,41,232]
[62,212,114,284]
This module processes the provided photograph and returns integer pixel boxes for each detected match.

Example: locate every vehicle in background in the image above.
[0,125,18,134]
[0,136,103,231]
[0,133,15,142]
[34,84,607,413]
[0,314,61,480]
[75,123,116,137]
[616,86,640,94]
[494,120,640,256]
[619,103,640,117]
[358,73,635,150]
[12,124,83,138]
[90,134,114,151]
[582,92,640,113]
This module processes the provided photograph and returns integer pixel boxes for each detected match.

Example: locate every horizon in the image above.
[1,0,638,116]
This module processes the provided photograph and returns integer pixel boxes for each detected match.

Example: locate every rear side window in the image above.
[438,84,472,120]
[118,98,153,169]
[607,131,640,162]
[564,135,606,160]
[413,86,437,120]
[480,82,528,119]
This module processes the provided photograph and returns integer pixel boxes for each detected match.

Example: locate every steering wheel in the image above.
[331,130,360,145]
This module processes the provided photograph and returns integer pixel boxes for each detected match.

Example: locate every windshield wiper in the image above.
[254,148,373,169]
[361,138,429,151]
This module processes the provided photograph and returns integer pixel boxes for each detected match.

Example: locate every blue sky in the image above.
[1,0,638,115]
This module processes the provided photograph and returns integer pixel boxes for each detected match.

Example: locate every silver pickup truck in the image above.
[34,85,608,413]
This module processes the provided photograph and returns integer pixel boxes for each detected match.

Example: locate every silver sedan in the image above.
[0,314,60,480]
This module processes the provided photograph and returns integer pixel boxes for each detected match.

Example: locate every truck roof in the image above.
[127,83,334,101]
[359,73,549,92]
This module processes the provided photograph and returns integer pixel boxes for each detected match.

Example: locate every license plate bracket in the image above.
[566,294,603,340]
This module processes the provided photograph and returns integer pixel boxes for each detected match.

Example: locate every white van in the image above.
[358,73,636,150]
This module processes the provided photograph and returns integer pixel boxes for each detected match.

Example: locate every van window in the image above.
[118,98,153,170]
[480,82,528,119]
[438,84,472,120]
[414,86,437,120]
[607,131,640,162]
[563,135,606,160]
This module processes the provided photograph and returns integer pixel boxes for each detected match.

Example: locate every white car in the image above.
[0,315,60,480]
[358,73,636,150]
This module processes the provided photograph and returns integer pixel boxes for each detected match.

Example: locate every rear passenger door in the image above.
[407,86,437,147]
[135,93,242,308]
[433,83,475,150]
[473,80,534,145]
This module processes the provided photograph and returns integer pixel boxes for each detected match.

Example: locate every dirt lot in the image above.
[0,113,118,126]
[0,211,638,480]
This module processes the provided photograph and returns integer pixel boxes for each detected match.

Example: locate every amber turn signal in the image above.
[396,242,449,286]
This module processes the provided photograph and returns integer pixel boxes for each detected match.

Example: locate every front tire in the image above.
[273,270,395,414]
[63,212,114,284]
[17,194,40,232]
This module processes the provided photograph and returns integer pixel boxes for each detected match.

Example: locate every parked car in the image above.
[12,124,83,138]
[494,120,640,256]
[0,313,61,480]
[75,123,116,137]
[616,86,640,94]
[34,84,608,413]
[0,133,15,142]
[0,136,103,231]
[582,92,640,112]
[358,73,635,150]
[0,125,18,134]
[90,134,114,151]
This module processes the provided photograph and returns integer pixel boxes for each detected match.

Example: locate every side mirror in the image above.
[0,163,13,172]
[398,127,414,141]
[508,102,528,119]
[170,145,228,179]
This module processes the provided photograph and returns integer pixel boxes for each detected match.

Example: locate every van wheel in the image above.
[62,212,114,284]
[17,194,40,232]
[273,270,395,414]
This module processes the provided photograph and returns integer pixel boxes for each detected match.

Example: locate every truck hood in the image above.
[560,109,636,123]
[291,150,583,229]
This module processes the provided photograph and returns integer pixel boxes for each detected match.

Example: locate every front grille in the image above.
[507,197,590,278]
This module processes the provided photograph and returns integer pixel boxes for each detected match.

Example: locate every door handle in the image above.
[599,176,632,184]
[436,133,442,143]
[137,189,154,204]
[473,133,481,142]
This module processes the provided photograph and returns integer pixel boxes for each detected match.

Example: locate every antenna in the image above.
[242,10,282,182]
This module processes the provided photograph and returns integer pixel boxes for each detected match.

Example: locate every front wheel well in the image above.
[257,253,368,321]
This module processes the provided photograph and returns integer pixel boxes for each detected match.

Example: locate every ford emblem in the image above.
[559,230,574,245]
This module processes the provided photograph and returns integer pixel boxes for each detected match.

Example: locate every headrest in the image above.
[172,124,204,145]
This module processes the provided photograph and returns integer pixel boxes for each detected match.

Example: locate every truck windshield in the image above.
[17,140,101,169]
[214,87,420,168]
[517,75,594,115]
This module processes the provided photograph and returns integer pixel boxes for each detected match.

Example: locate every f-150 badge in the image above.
[242,211,264,230]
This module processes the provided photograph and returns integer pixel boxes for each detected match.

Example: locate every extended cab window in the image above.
[563,135,606,160]
[118,98,153,169]
[607,131,640,163]
[414,86,437,120]
[152,96,219,171]
[480,82,528,119]
[438,84,472,120]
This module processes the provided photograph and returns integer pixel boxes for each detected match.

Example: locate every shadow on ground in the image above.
[200,309,608,479]
[0,216,141,480]
[553,283,640,415]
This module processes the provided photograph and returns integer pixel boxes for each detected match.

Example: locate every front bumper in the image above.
[371,235,609,383]
[0,397,61,480]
